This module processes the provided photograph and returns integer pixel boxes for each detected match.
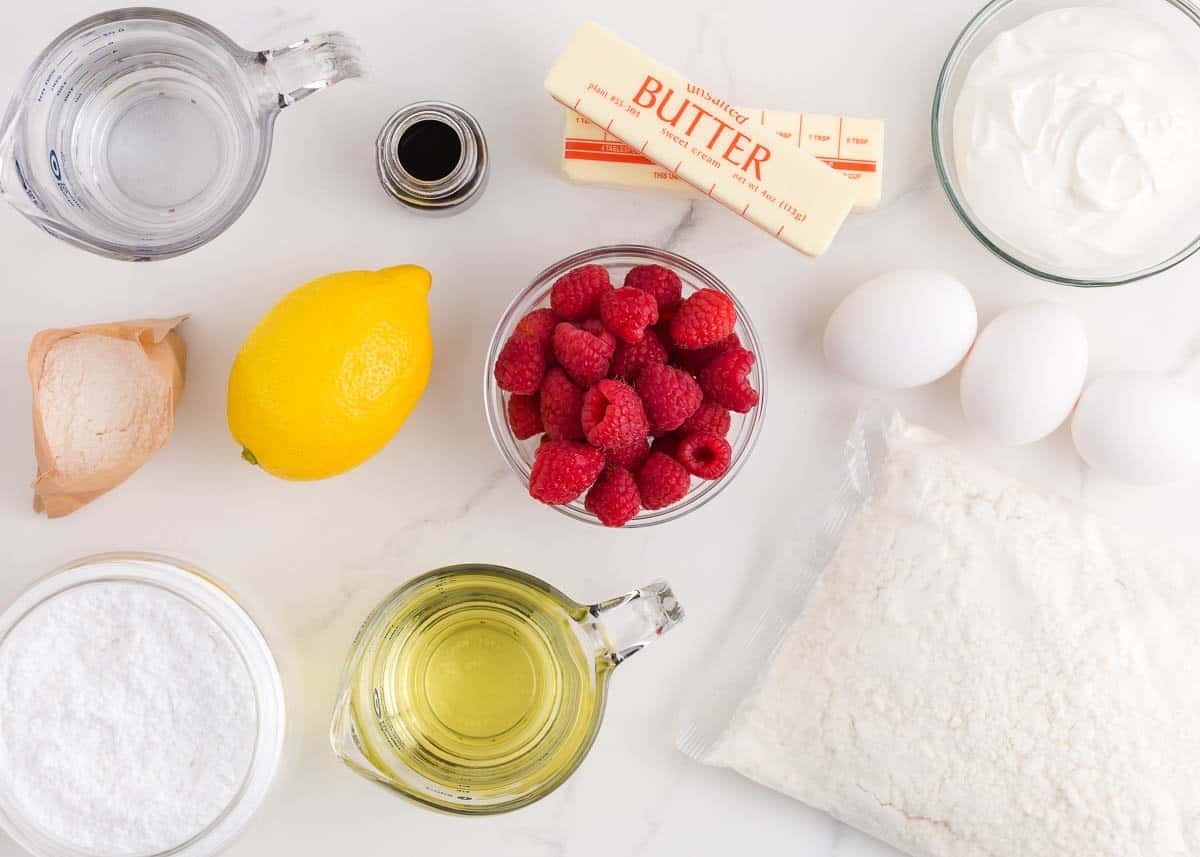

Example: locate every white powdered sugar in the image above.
[709,419,1200,857]
[0,582,257,855]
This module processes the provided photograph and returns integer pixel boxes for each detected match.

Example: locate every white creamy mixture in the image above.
[953,7,1200,270]
[0,582,257,855]
[709,419,1200,857]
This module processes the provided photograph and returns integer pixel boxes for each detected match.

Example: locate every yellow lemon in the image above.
[227,265,433,480]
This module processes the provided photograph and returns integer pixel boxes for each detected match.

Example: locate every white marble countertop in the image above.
[4,1,1200,855]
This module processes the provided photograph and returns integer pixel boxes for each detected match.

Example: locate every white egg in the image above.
[823,269,977,389]
[1071,373,1200,484]
[960,302,1088,445]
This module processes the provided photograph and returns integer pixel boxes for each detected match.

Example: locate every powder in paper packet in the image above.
[28,316,187,518]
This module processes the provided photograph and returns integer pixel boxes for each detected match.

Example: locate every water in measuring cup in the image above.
[21,21,264,250]
[3,9,363,259]
[103,87,221,209]
[68,60,248,224]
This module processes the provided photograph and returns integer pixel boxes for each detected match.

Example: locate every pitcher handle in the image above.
[588,580,685,667]
[255,32,365,110]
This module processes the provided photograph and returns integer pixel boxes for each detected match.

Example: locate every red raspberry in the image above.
[514,308,558,355]
[581,379,648,449]
[670,289,737,350]
[650,433,680,458]
[675,432,732,480]
[550,264,612,321]
[636,452,691,510]
[606,437,650,471]
[600,286,659,343]
[553,322,614,388]
[678,400,731,437]
[624,264,683,314]
[584,466,642,527]
[507,393,543,440]
[635,363,703,433]
[529,440,605,505]
[699,346,759,413]
[671,333,740,375]
[610,327,668,381]
[539,368,584,440]
[652,315,675,345]
[494,333,546,395]
[580,318,613,340]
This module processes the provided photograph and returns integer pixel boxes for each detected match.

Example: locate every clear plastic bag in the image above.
[677,404,1200,857]
[677,402,892,763]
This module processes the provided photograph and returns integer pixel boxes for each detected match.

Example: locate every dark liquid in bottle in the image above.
[397,120,462,181]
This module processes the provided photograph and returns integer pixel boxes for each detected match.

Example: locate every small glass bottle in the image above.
[375,101,488,214]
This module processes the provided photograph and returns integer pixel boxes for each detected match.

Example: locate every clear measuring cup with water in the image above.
[0,8,363,261]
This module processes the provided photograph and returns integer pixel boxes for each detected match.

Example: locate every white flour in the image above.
[708,419,1200,857]
[0,582,257,855]
[37,333,172,480]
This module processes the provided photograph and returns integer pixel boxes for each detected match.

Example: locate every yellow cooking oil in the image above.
[347,569,606,808]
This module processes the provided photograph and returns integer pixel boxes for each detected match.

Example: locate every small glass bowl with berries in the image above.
[484,245,766,528]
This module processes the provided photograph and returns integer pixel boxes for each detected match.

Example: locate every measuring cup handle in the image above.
[588,580,685,667]
[255,32,365,110]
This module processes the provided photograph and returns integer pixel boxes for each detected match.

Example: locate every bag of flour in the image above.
[678,406,1200,857]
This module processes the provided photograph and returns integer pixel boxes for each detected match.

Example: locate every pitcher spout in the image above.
[256,32,365,110]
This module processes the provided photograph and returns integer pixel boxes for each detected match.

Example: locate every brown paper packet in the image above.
[28,316,188,518]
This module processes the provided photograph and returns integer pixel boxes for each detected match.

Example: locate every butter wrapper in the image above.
[563,109,884,210]
[545,22,858,256]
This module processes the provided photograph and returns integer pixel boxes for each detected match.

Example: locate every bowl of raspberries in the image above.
[485,245,765,528]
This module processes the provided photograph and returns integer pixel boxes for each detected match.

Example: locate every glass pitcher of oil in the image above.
[329,564,684,814]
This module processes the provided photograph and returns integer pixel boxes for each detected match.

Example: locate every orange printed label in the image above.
[562,107,883,210]
[545,22,865,256]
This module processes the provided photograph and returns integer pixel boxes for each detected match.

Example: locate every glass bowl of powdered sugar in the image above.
[0,553,286,857]
[933,0,1200,286]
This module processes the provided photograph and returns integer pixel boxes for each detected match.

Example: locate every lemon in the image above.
[227,265,433,480]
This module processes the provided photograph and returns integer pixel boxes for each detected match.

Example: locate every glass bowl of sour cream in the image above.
[933,0,1200,286]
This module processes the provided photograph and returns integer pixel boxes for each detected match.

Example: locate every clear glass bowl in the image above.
[0,553,286,857]
[932,0,1200,287]
[484,245,766,528]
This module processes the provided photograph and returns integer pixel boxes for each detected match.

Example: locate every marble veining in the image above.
[2,1,1199,856]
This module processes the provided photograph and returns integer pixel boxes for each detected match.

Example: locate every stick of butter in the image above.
[563,109,883,210]
[545,22,858,256]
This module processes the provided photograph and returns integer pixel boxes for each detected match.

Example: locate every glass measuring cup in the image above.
[330,564,685,814]
[0,8,363,261]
